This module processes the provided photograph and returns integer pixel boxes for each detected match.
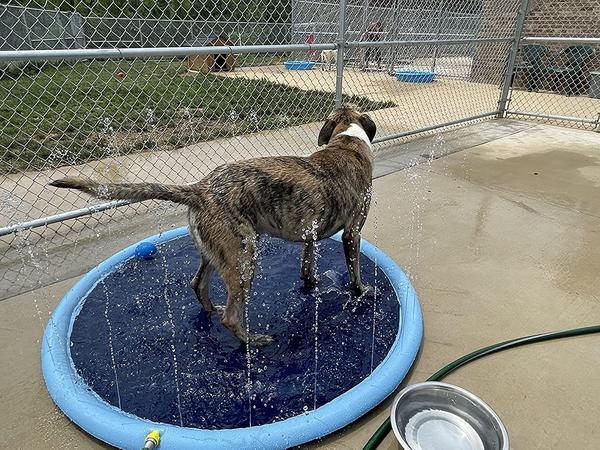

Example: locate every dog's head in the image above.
[317,105,376,146]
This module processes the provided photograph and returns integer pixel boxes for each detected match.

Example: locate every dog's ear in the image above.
[318,119,336,146]
[359,114,376,143]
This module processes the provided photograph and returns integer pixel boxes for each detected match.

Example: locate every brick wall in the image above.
[524,0,600,38]
[471,0,600,84]
[523,0,600,70]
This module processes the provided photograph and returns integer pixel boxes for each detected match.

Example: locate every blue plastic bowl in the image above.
[395,70,435,83]
[284,60,315,70]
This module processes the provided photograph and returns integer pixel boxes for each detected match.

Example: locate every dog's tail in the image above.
[49,177,200,206]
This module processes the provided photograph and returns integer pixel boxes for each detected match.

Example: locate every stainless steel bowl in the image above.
[390,382,509,450]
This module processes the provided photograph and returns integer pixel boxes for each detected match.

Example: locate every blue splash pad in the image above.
[43,227,422,450]
[71,234,399,429]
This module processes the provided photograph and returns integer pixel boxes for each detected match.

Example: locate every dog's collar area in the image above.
[338,123,372,148]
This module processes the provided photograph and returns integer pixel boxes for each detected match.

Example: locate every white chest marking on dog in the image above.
[339,123,371,148]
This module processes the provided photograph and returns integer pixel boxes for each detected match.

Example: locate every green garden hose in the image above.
[362,324,600,450]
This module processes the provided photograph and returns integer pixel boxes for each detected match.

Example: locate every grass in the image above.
[0,59,394,175]
[0,60,47,81]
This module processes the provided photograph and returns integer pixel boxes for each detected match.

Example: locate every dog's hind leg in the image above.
[219,235,273,346]
[300,240,318,289]
[188,214,217,313]
[190,258,216,313]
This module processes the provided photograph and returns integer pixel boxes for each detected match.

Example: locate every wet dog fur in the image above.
[49,106,376,345]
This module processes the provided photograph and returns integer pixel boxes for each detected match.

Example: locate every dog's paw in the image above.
[350,283,372,298]
[213,304,226,318]
[343,284,374,312]
[247,333,274,347]
[302,275,319,290]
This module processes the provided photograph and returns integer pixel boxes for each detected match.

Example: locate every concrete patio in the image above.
[1,120,599,449]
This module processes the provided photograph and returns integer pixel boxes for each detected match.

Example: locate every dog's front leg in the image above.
[300,240,318,289]
[342,230,368,296]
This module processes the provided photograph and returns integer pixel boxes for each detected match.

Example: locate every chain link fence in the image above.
[1,3,291,51]
[0,0,546,299]
[506,0,600,128]
[292,0,483,68]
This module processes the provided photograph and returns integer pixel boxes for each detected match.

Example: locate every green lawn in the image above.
[0,59,394,175]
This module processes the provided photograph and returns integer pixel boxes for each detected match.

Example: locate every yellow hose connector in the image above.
[143,430,160,449]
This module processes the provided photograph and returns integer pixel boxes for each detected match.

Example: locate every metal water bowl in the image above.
[391,382,509,450]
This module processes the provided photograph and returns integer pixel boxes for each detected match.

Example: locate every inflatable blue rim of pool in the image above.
[42,226,423,450]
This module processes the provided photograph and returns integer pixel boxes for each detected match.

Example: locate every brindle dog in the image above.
[49,106,376,345]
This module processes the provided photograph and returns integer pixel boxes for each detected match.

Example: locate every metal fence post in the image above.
[56,9,68,49]
[497,0,530,118]
[430,9,443,73]
[138,17,144,47]
[20,8,33,50]
[387,0,402,75]
[335,0,348,107]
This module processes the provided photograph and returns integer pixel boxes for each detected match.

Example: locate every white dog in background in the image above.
[320,49,336,71]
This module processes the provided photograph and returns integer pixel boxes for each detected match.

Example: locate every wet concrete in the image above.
[1,121,599,449]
